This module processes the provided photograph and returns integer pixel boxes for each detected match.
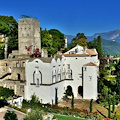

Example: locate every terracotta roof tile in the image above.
[63,54,90,57]
[83,62,97,66]
[86,49,98,55]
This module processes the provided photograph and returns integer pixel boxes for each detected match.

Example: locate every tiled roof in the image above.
[83,62,97,66]
[63,54,90,57]
[86,49,98,55]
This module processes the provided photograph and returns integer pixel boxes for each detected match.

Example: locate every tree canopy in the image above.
[41,28,65,56]
[0,21,11,36]
[48,29,65,51]
[72,33,87,47]
[0,15,18,59]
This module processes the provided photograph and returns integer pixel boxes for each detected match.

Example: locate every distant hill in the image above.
[87,29,120,42]
[102,39,120,56]
[65,30,120,56]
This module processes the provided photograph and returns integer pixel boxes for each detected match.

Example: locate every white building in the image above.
[25,45,99,104]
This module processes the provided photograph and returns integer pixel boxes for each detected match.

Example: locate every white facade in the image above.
[25,45,99,104]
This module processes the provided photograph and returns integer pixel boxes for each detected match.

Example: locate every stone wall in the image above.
[18,18,41,55]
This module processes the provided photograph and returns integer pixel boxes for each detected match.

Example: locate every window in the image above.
[67,64,70,69]
[75,48,78,53]
[35,68,39,74]
[53,75,56,83]
[58,74,61,81]
[78,74,82,79]
[16,63,20,67]
[27,34,29,37]
[23,62,25,67]
[37,78,39,85]
[35,61,38,64]
[68,74,71,79]
[83,67,86,71]
[89,76,92,81]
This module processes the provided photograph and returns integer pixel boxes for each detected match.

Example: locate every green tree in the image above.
[30,93,39,103]
[92,36,103,58]
[0,46,4,59]
[0,87,14,98]
[4,111,18,120]
[0,21,11,36]
[0,15,18,38]
[87,41,94,49]
[97,36,103,57]
[89,99,93,113]
[71,94,74,109]
[41,28,54,56]
[8,36,18,53]
[0,16,18,57]
[72,33,87,47]
[55,88,58,105]
[48,29,65,51]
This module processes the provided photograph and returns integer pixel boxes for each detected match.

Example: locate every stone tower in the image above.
[18,18,41,55]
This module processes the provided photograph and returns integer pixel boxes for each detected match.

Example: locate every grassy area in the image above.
[55,114,85,120]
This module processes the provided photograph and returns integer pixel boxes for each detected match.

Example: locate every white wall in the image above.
[83,66,97,100]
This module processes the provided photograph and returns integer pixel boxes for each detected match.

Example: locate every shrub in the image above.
[4,111,18,120]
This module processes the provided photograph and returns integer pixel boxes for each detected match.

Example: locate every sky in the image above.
[1,0,120,36]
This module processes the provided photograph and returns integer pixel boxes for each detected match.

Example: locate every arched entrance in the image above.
[65,85,73,96]
[78,86,83,97]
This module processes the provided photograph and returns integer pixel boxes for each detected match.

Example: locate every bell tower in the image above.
[18,17,41,55]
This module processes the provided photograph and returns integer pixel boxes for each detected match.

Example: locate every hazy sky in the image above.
[1,0,120,36]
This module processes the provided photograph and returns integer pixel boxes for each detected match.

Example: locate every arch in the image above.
[65,85,73,96]
[33,70,42,84]
[78,86,83,97]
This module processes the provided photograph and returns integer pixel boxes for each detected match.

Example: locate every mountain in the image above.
[87,29,120,42]
[102,39,120,56]
[65,29,120,56]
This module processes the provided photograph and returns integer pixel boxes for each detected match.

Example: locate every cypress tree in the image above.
[71,94,74,109]
[97,36,103,58]
[55,88,58,105]
[90,99,93,113]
